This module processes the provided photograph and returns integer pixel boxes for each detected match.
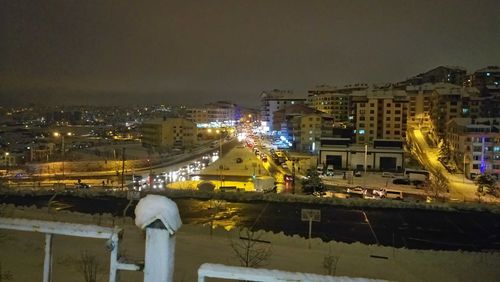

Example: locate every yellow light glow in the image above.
[207,128,212,133]
[53,132,60,137]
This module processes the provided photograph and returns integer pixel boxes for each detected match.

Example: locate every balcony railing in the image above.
[0,195,380,282]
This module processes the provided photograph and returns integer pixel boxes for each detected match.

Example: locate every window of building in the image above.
[360,103,365,107]
[370,103,375,107]
[370,116,374,121]
[395,103,401,107]
[386,130,390,135]
[387,103,391,107]
[386,117,390,121]
[395,110,401,114]
[395,130,400,135]
[395,117,401,121]
[370,110,374,114]
[386,110,391,114]
[473,164,479,169]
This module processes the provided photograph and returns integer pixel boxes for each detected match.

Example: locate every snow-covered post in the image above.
[135,195,182,282]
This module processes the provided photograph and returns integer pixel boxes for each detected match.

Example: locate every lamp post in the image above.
[53,132,72,178]
[463,153,466,183]
[363,144,368,186]
[216,129,223,187]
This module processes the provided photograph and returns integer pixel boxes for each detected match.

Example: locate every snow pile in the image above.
[134,194,182,233]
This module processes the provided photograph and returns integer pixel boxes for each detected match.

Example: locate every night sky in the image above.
[1,0,499,107]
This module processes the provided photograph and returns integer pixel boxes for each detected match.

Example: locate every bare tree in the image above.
[207,199,226,237]
[429,172,448,201]
[0,262,13,282]
[230,229,272,268]
[78,251,100,282]
[323,253,340,276]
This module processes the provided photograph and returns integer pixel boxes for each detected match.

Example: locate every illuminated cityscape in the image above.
[0,1,499,281]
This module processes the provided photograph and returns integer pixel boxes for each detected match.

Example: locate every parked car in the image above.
[75,183,91,189]
[316,164,325,175]
[326,165,334,176]
[347,186,366,195]
[354,170,362,177]
[281,163,288,169]
[392,178,410,185]
[384,189,404,200]
[382,172,394,178]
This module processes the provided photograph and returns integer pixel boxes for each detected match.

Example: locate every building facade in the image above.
[288,113,334,153]
[141,118,196,150]
[404,66,467,86]
[260,90,306,132]
[318,139,404,171]
[446,118,499,179]
[429,86,484,139]
[187,101,237,124]
[351,89,409,144]
[307,84,368,122]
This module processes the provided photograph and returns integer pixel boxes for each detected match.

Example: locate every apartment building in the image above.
[351,89,409,144]
[187,101,237,124]
[429,86,484,139]
[260,90,306,132]
[403,66,467,86]
[307,84,368,122]
[446,118,499,179]
[141,117,196,150]
[287,113,334,153]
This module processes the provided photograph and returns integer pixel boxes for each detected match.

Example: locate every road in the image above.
[2,194,499,252]
[409,128,481,202]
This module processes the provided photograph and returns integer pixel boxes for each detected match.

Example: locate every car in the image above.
[326,165,334,176]
[347,186,365,195]
[384,189,404,200]
[354,170,362,177]
[392,178,411,185]
[284,174,293,182]
[372,189,386,197]
[260,154,268,162]
[281,163,288,169]
[235,157,243,163]
[382,172,394,178]
[75,183,91,189]
[316,164,325,175]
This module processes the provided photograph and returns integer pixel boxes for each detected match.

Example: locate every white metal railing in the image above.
[1,196,382,282]
[0,217,141,282]
[198,263,382,282]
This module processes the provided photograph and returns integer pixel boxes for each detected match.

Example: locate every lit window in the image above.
[359,129,365,134]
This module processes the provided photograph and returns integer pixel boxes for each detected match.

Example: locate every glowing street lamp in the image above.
[53,132,72,177]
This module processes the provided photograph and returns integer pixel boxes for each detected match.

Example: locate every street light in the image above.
[53,132,72,177]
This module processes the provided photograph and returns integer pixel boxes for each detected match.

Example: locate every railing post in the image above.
[108,232,119,282]
[43,233,53,282]
[135,195,182,282]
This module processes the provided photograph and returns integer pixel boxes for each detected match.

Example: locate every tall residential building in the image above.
[446,118,499,179]
[429,85,485,139]
[187,101,237,124]
[405,83,447,126]
[403,66,467,86]
[307,84,368,122]
[141,117,196,150]
[351,89,409,144]
[291,113,334,153]
[260,90,306,132]
[468,66,500,117]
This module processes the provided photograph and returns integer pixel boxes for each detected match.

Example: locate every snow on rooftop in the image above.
[134,194,182,233]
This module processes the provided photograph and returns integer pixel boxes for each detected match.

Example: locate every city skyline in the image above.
[1,0,500,107]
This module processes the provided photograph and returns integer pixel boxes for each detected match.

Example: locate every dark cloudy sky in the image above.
[1,0,499,107]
